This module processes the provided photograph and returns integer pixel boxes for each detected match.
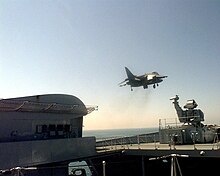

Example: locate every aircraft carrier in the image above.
[90,95,220,176]
[1,94,220,176]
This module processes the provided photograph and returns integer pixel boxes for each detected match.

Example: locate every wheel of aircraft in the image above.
[153,84,156,89]
[143,85,148,89]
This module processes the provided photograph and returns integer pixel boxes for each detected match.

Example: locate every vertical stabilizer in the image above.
[125,67,135,80]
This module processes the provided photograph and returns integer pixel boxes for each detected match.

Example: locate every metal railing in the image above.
[159,118,182,130]
[96,132,159,150]
[96,132,220,152]
[0,99,97,114]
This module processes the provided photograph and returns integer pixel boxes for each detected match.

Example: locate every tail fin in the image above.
[125,67,135,80]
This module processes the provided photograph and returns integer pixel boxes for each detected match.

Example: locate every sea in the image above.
[83,127,158,140]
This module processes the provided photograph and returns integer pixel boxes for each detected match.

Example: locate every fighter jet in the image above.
[119,67,168,91]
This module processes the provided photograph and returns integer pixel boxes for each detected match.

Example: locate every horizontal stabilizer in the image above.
[118,79,129,87]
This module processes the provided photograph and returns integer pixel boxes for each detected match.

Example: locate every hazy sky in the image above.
[1,0,220,130]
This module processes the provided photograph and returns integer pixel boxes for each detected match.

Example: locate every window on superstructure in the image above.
[49,125,56,131]
[42,125,47,133]
[49,124,56,136]
[57,124,64,131]
[64,124,71,138]
[36,125,48,134]
[64,124,71,132]
[36,125,43,133]
[57,124,64,136]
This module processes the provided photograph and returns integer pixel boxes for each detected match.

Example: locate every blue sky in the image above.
[0,0,220,129]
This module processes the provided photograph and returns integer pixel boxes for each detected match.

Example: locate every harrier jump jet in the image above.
[119,67,168,91]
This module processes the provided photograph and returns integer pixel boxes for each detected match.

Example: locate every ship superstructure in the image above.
[159,95,220,144]
[0,94,97,170]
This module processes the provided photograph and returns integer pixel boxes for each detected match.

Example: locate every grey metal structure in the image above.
[0,94,97,170]
[159,95,220,144]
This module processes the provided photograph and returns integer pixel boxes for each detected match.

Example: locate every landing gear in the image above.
[131,87,133,91]
[143,85,148,89]
[153,84,159,89]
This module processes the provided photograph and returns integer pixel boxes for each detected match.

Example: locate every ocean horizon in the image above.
[83,127,158,139]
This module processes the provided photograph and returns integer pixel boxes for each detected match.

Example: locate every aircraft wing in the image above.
[155,75,168,79]
[146,74,168,81]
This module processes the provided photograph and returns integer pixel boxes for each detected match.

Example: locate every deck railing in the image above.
[96,132,220,152]
[96,132,159,150]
